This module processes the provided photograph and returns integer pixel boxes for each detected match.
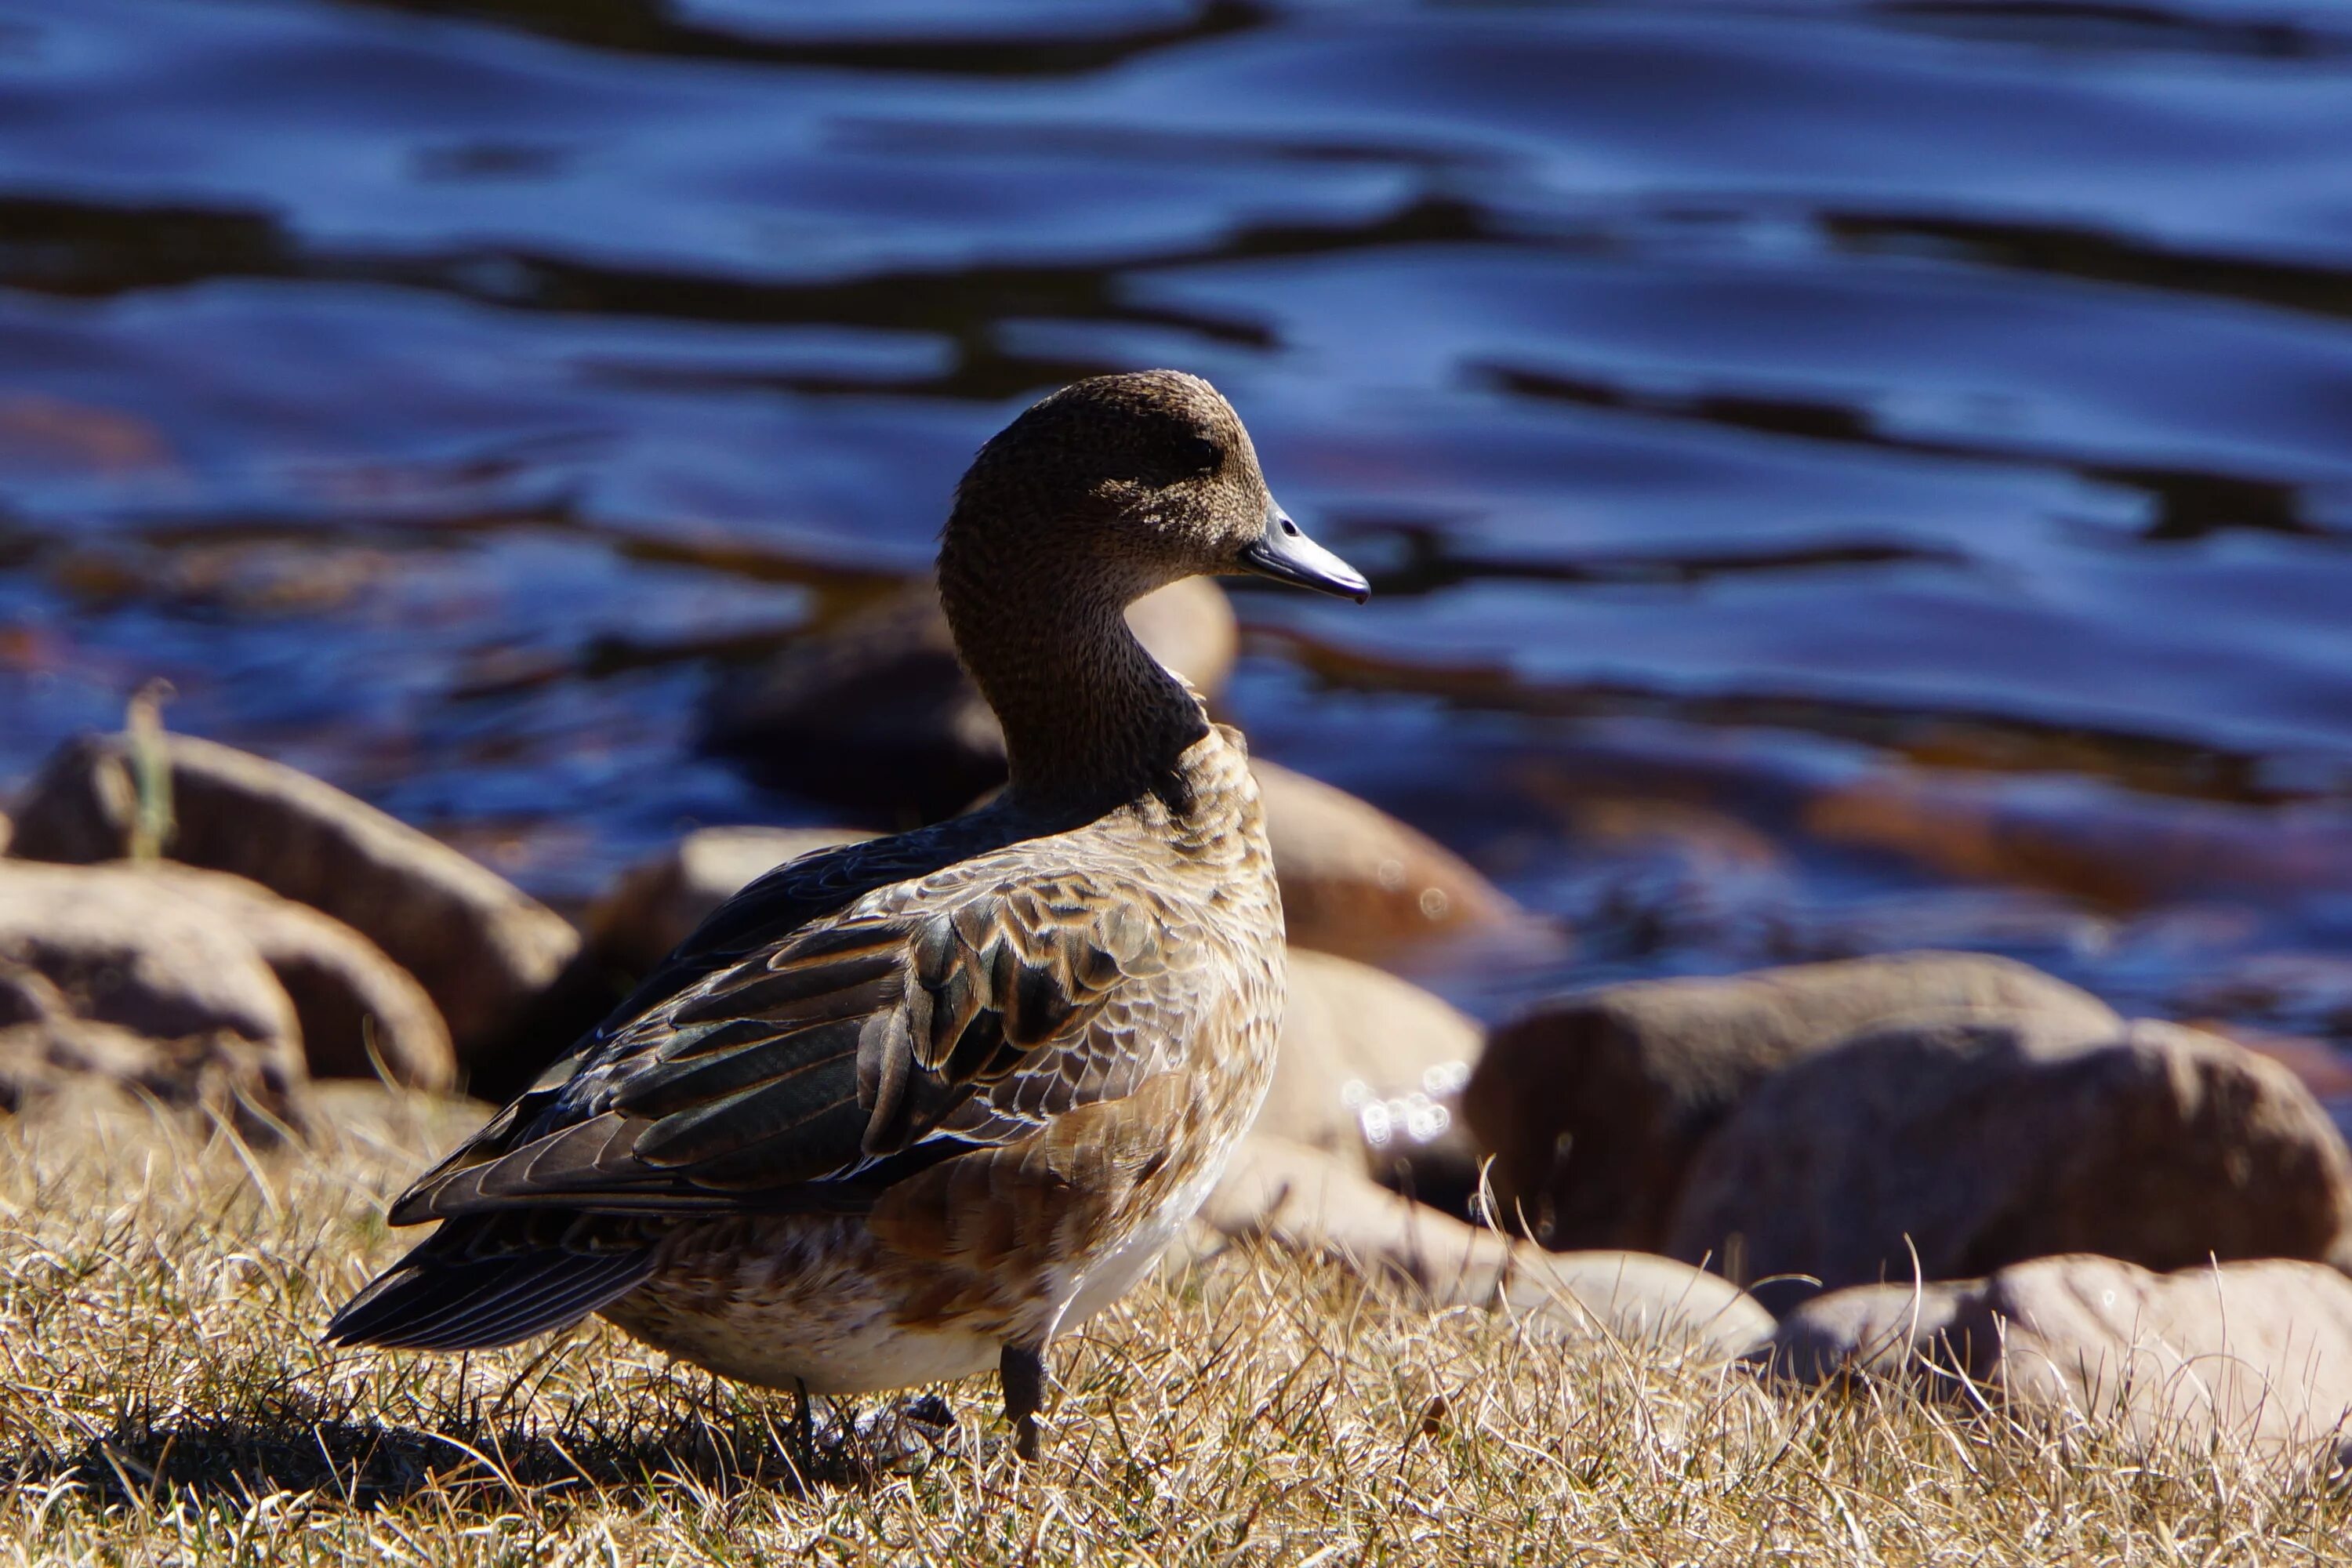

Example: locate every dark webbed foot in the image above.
[1000,1342,1047,1460]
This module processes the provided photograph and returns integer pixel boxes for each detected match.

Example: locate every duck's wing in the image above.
[383,830,1204,1226]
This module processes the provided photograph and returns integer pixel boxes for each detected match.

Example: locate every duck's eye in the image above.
[1176,434,1221,476]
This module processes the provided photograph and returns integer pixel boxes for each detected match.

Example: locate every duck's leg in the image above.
[790,1377,817,1479]
[1000,1342,1047,1460]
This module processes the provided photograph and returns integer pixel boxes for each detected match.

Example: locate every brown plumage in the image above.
[327,371,1368,1457]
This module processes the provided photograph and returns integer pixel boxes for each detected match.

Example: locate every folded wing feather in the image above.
[390,862,1195,1225]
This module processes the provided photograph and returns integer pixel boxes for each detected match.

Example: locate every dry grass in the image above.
[3,1087,2350,1566]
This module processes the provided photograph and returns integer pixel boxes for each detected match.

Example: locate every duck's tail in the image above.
[325,1220,657,1352]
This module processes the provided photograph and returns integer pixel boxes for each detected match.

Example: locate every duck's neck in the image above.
[938,548,1211,816]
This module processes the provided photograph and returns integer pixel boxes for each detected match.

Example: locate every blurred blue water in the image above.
[5,0,2352,1045]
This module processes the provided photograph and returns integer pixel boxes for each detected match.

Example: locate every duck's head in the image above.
[946,370,1369,606]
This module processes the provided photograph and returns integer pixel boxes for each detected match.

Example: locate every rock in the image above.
[0,860,299,1053]
[9,731,579,1073]
[1198,1136,1772,1360]
[0,862,306,1131]
[1762,1254,2352,1456]
[0,1009,303,1135]
[0,966,49,1029]
[1259,949,1483,1202]
[1461,953,2120,1254]
[1669,1018,2352,1296]
[1501,1247,1777,1366]
[1124,575,1240,701]
[1807,767,2352,907]
[587,825,873,974]
[136,863,454,1090]
[1253,760,1526,967]
[2202,1022,2352,1104]
[701,577,1236,825]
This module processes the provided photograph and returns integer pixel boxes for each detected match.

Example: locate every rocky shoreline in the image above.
[8,713,2352,1462]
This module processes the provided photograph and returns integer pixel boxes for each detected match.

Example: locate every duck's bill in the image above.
[1239,507,1370,602]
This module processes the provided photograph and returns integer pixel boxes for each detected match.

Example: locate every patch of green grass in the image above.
[2,1085,2347,1565]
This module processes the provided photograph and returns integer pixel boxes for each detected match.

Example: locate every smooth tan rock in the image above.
[1258,949,1482,1171]
[700,577,1236,825]
[1669,1017,2352,1292]
[1762,1254,2352,1456]
[588,825,874,974]
[0,866,306,1133]
[1253,760,1526,967]
[1501,1248,1776,1364]
[1124,575,1240,700]
[134,863,453,1090]
[9,731,578,1072]
[1198,1135,1772,1360]
[1461,953,2120,1254]
[0,859,299,1056]
[0,1011,303,1135]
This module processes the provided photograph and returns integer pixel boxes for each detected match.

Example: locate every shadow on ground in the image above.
[3,1387,960,1512]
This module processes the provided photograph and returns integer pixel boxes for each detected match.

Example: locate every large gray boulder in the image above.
[1461,953,2120,1253]
[1668,1017,2352,1291]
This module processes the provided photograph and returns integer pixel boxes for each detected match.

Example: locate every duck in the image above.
[326,370,1369,1458]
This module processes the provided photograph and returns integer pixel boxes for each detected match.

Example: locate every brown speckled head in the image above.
[937,371,1365,811]
[942,370,1366,608]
